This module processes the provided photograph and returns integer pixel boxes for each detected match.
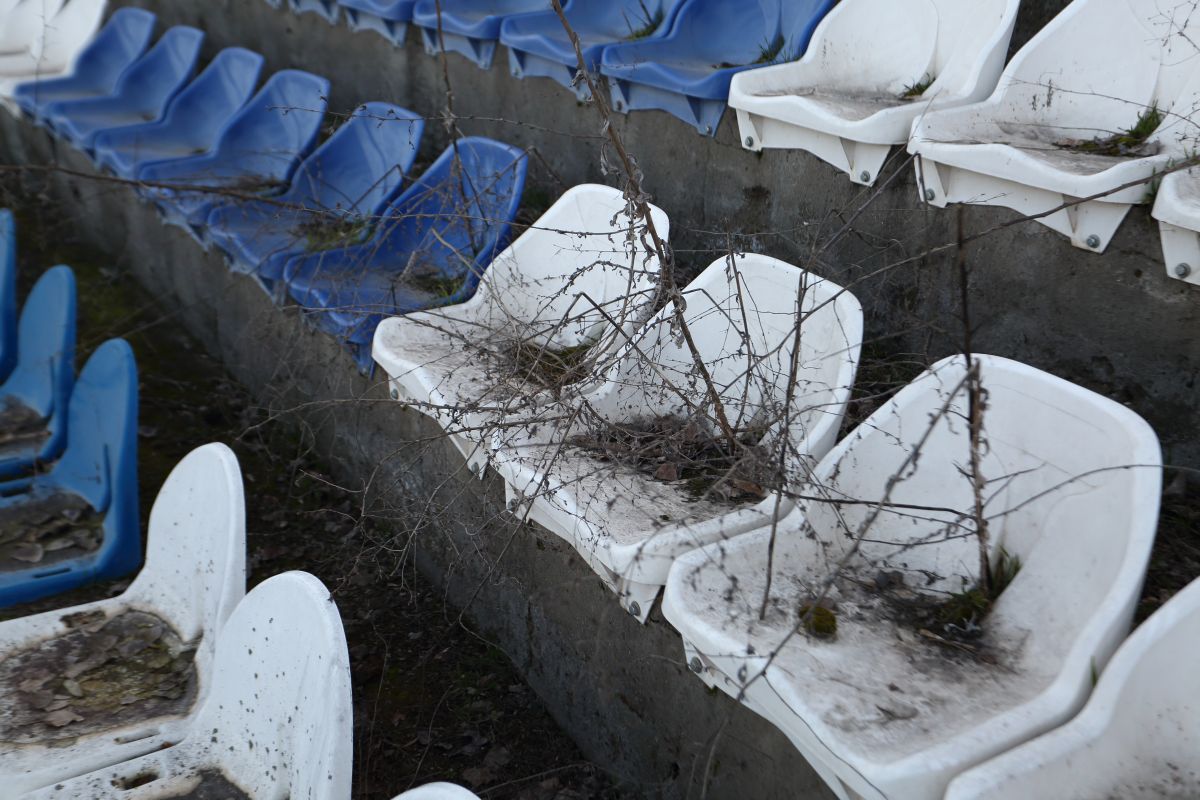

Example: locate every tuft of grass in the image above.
[623,1,664,40]
[901,73,935,99]
[510,339,594,388]
[715,33,787,69]
[408,271,463,299]
[936,546,1022,633]
[296,215,370,252]
[1060,104,1165,157]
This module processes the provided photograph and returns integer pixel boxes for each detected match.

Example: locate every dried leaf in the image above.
[8,543,44,563]
[653,462,679,481]
[43,708,83,728]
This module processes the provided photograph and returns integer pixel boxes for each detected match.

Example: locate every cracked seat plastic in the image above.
[413,0,565,69]
[372,183,669,473]
[0,266,76,480]
[23,571,350,800]
[946,574,1200,799]
[501,0,684,100]
[138,69,330,238]
[284,136,527,372]
[44,25,204,153]
[339,0,416,44]
[909,0,1200,252]
[11,7,154,123]
[730,0,1019,186]
[491,254,863,622]
[205,102,424,290]
[0,338,139,607]
[91,47,264,180]
[600,0,835,135]
[662,354,1162,800]
[0,443,245,796]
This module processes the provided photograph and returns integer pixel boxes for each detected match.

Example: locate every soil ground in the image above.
[0,181,623,800]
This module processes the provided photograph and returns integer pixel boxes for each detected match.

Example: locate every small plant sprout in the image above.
[1059,104,1165,156]
[622,1,664,41]
[901,73,936,99]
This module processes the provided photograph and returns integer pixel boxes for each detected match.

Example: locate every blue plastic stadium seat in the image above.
[206,103,424,290]
[501,0,683,99]
[283,137,527,371]
[44,25,204,153]
[91,48,265,180]
[0,338,138,608]
[413,0,563,69]
[338,0,416,44]
[600,0,835,135]
[0,211,16,384]
[289,0,340,23]
[0,266,76,480]
[13,8,156,124]
[138,70,330,238]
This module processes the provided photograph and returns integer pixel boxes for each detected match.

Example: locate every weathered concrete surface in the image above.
[0,116,837,798]
[108,0,1199,471]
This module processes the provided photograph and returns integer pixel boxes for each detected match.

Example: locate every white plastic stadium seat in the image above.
[22,571,352,800]
[0,443,246,795]
[731,0,1019,186]
[493,254,862,622]
[662,354,1162,800]
[908,0,1200,253]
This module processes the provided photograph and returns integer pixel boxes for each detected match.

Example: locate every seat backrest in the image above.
[0,265,75,424]
[996,0,1196,137]
[210,69,330,181]
[189,572,351,800]
[471,184,667,351]
[373,136,526,287]
[43,338,138,515]
[0,210,15,380]
[0,0,66,55]
[590,255,862,455]
[126,443,246,673]
[802,355,1161,615]
[28,0,108,74]
[777,0,835,62]
[53,6,154,92]
[666,0,772,64]
[286,102,424,216]
[155,47,264,150]
[565,0,681,39]
[107,25,203,108]
[926,0,1017,96]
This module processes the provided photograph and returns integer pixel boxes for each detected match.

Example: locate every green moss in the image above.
[798,604,837,639]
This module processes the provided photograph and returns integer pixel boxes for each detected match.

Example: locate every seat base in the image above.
[345,9,408,44]
[738,108,894,185]
[420,27,496,69]
[289,0,340,23]
[609,77,726,136]
[508,47,591,101]
[1157,221,1200,286]
[916,158,1136,253]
